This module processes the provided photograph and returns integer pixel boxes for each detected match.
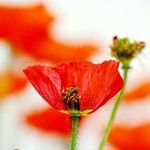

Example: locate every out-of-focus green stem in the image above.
[98,65,129,150]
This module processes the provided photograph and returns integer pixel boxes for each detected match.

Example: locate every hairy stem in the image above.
[71,115,79,150]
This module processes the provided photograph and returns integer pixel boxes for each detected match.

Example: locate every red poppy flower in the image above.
[109,124,150,150]
[26,108,72,136]
[0,5,98,63]
[124,81,150,102]
[0,72,27,97]
[23,60,123,116]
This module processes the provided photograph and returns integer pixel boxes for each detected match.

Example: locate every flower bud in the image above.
[111,36,145,67]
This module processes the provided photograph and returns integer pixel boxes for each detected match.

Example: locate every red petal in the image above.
[24,61,123,113]
[26,108,71,136]
[54,61,93,88]
[98,71,123,107]
[79,60,123,111]
[23,66,65,110]
[54,61,123,112]
[109,124,150,150]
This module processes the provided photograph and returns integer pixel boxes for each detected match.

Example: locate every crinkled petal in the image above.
[53,61,123,112]
[78,60,123,111]
[53,61,93,88]
[93,71,123,110]
[23,65,65,110]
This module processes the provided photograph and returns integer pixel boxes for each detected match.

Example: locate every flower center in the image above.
[61,86,80,110]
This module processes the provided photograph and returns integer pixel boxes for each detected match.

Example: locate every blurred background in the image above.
[0,0,150,150]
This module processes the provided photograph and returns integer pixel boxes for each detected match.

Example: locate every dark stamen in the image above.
[61,87,80,110]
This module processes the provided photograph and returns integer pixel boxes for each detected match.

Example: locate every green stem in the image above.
[71,116,79,150]
[98,65,129,150]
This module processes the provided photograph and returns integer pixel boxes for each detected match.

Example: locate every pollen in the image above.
[61,87,80,110]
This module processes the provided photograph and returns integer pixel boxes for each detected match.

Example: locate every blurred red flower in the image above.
[29,39,98,63]
[109,124,150,150]
[0,4,98,63]
[0,4,53,54]
[23,61,123,115]
[0,72,27,97]
[124,81,150,102]
[26,108,72,136]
